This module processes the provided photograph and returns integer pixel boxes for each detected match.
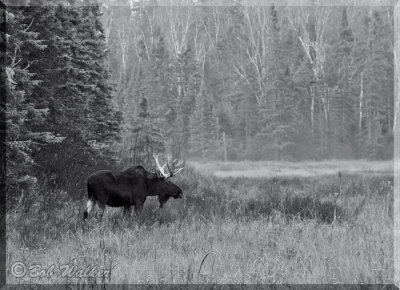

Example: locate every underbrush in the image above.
[7,166,393,249]
[6,165,394,284]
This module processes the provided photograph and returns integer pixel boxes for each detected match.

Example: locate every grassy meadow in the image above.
[189,159,394,178]
[6,160,394,285]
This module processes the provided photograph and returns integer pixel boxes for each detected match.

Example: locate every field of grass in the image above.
[189,159,394,178]
[6,161,394,285]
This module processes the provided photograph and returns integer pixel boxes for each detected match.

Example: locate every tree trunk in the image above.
[222,131,227,162]
[393,50,399,133]
[245,116,250,151]
[359,71,364,132]
[310,87,315,138]
[388,93,391,135]
[319,98,324,157]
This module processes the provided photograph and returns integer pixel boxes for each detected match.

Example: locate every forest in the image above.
[102,1,395,163]
[5,1,395,191]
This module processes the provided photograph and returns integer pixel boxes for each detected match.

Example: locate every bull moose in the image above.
[83,155,184,220]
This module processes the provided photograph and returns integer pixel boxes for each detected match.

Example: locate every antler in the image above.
[154,154,184,178]
[166,157,184,178]
[153,154,170,178]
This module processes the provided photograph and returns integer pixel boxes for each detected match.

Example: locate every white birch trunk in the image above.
[359,71,364,131]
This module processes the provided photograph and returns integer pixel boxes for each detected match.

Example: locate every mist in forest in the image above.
[103,4,395,163]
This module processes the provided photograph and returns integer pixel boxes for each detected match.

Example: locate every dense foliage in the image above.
[5,0,120,207]
[104,3,394,162]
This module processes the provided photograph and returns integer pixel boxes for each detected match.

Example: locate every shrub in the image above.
[33,137,117,199]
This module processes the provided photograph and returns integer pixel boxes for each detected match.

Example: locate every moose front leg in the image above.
[134,200,144,218]
[123,205,131,217]
[157,195,170,224]
[158,195,170,209]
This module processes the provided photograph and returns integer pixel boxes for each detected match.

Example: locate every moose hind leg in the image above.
[95,193,109,221]
[83,199,96,219]
[97,203,106,220]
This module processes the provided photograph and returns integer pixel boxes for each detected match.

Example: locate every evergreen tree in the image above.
[361,9,393,158]
[189,80,218,159]
[130,96,164,165]
[216,5,259,158]
[5,6,62,205]
[256,5,298,160]
[80,4,120,146]
[326,7,356,158]
[166,46,200,160]
[26,2,119,145]
[12,1,121,192]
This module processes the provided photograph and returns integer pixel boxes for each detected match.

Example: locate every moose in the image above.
[83,155,184,220]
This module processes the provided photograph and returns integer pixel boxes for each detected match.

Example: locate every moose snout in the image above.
[175,189,183,198]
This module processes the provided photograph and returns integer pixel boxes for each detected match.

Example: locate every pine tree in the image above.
[5,6,62,205]
[130,96,164,165]
[80,4,120,146]
[24,1,119,145]
[13,1,121,192]
[256,5,298,160]
[361,9,393,158]
[165,46,200,160]
[326,7,356,158]
[189,81,218,159]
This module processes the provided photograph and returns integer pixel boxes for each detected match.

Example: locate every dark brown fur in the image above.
[83,166,182,219]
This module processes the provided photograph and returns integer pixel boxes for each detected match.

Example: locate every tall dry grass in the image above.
[6,162,394,284]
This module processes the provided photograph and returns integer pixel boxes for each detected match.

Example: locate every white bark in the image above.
[310,88,314,136]
[243,7,269,107]
[166,6,193,57]
[359,71,364,131]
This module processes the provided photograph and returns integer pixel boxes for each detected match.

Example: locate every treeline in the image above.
[4,1,396,205]
[5,0,120,204]
[104,2,394,162]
